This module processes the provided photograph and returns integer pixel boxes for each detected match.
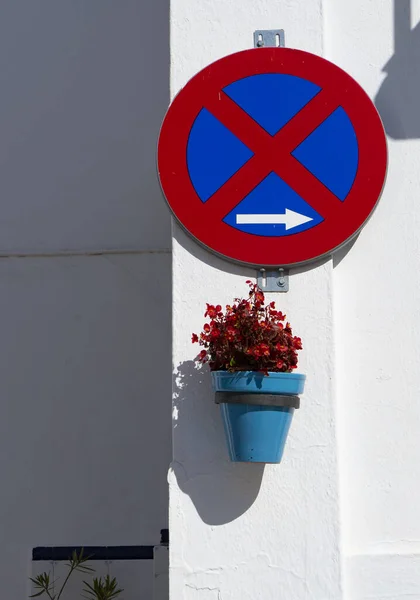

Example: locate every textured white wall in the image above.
[0,2,171,598]
[170,2,343,599]
[327,0,420,598]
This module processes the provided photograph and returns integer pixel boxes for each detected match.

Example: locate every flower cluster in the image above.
[192,281,302,374]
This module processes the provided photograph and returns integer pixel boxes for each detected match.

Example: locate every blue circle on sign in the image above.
[187,74,359,237]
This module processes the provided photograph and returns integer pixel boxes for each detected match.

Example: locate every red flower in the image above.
[198,349,207,362]
[293,337,302,350]
[191,281,302,374]
[259,343,270,356]
[205,304,218,318]
[226,326,236,341]
[255,291,265,304]
[191,333,199,343]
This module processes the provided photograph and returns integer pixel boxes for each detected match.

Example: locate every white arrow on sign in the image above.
[236,208,314,231]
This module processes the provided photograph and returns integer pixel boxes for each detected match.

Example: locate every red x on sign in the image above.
[203,84,343,224]
[157,48,387,267]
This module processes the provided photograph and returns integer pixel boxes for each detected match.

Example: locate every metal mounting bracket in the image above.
[257,268,289,293]
[253,29,285,48]
[253,30,289,292]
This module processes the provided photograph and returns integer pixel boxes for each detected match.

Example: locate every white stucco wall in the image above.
[171,0,420,599]
[0,3,171,599]
[170,2,342,599]
[328,1,420,598]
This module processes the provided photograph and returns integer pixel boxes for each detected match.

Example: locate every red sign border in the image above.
[157,48,388,267]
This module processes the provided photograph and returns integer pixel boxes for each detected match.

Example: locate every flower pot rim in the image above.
[211,370,306,379]
[211,370,306,396]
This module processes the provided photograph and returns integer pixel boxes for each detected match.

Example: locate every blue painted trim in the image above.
[32,546,155,561]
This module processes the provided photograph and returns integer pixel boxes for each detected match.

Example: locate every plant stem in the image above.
[56,566,74,600]
[46,588,55,600]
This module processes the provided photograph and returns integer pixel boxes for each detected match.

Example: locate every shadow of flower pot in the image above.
[171,361,265,526]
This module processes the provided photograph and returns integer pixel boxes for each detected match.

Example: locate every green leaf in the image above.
[82,581,95,594]
[29,571,56,599]
[83,575,123,600]
[31,573,50,585]
[77,566,95,573]
[64,548,94,574]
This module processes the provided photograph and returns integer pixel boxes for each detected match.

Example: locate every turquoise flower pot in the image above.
[212,371,306,463]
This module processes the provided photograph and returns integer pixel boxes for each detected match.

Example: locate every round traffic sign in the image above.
[157,48,387,267]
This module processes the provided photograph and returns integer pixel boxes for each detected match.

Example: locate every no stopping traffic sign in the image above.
[158,48,387,267]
